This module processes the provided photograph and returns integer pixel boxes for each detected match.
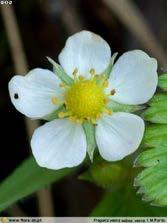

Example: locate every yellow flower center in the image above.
[51,69,115,123]
[65,80,106,119]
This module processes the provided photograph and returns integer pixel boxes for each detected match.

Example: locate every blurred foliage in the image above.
[0,157,75,212]
[91,186,167,216]
[80,157,128,188]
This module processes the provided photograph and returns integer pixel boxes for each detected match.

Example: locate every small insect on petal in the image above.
[14,93,19,99]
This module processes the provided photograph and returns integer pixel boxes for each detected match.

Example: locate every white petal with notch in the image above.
[31,118,87,169]
[107,50,158,105]
[8,68,63,119]
[96,112,145,161]
[59,30,111,78]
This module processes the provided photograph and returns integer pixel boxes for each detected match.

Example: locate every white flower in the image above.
[8,31,158,170]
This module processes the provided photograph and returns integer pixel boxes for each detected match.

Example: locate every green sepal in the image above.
[158,74,167,91]
[47,57,74,85]
[107,100,145,113]
[111,52,118,66]
[44,105,66,121]
[79,157,127,188]
[101,53,118,79]
[83,121,96,162]
[0,157,75,212]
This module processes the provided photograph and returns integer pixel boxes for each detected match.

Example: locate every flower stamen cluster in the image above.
[52,68,113,124]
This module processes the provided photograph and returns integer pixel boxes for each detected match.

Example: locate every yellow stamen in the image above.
[96,113,101,119]
[76,119,84,124]
[72,68,78,77]
[110,89,116,95]
[59,70,113,123]
[68,116,77,122]
[103,108,113,115]
[51,96,58,105]
[107,109,113,115]
[58,111,72,118]
[89,68,96,78]
[78,75,85,81]
[90,118,97,124]
[103,98,109,104]
[65,80,106,120]
[59,83,65,88]
[103,80,109,88]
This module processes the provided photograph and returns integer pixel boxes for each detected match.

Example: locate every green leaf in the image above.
[108,100,144,113]
[134,163,167,206]
[158,74,167,91]
[143,107,167,124]
[80,158,127,188]
[83,122,96,162]
[143,124,167,147]
[91,186,167,216]
[149,94,167,108]
[134,146,167,167]
[47,57,74,85]
[143,94,167,124]
[0,157,75,212]
[134,124,167,206]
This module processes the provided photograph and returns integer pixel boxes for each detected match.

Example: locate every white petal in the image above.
[107,50,158,105]
[8,68,63,119]
[31,119,87,169]
[96,112,144,161]
[59,30,111,78]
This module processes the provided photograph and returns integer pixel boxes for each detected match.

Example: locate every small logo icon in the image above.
[0,1,12,5]
[0,217,8,223]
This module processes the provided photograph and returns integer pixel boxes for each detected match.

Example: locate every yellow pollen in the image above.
[65,80,107,119]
